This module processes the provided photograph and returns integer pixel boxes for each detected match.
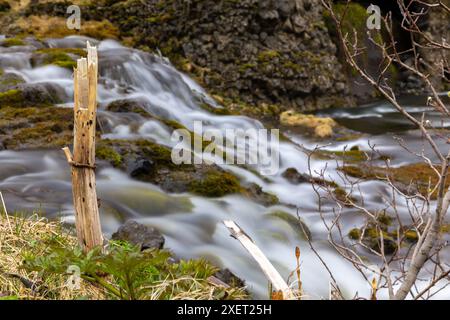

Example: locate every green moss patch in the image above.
[33,48,87,69]
[35,48,87,57]
[0,89,23,105]
[0,106,73,149]
[323,3,368,39]
[188,170,242,197]
[97,145,123,167]
[1,38,25,47]
[315,146,389,163]
[0,85,56,108]
[38,50,78,69]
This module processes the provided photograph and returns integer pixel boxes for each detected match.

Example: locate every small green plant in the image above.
[22,240,246,300]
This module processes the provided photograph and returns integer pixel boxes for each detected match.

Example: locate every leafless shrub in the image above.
[307,0,450,300]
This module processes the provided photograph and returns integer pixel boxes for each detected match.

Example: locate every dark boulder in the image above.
[282,167,310,184]
[129,158,155,178]
[105,98,149,116]
[244,183,279,207]
[112,220,165,251]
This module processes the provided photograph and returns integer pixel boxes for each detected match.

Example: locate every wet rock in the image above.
[130,159,154,178]
[0,73,25,91]
[282,168,310,184]
[244,183,279,207]
[265,210,312,241]
[30,47,86,70]
[105,98,149,116]
[112,220,165,251]
[0,105,73,150]
[96,139,277,205]
[20,83,63,105]
[0,83,63,107]
[213,268,246,288]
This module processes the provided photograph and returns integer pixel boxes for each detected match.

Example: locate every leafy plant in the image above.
[22,240,244,300]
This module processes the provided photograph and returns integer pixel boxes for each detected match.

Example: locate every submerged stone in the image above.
[265,210,311,241]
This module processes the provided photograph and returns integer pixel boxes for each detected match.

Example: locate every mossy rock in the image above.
[333,186,356,205]
[323,3,368,40]
[32,50,75,70]
[0,83,60,108]
[440,224,450,234]
[282,167,338,188]
[314,145,391,163]
[0,73,25,88]
[32,48,87,70]
[34,48,87,57]
[201,93,280,122]
[348,213,420,254]
[242,183,279,206]
[257,50,280,63]
[101,187,193,215]
[96,139,273,204]
[95,139,233,196]
[265,210,311,241]
[188,169,242,197]
[105,98,150,117]
[1,37,25,47]
[0,106,73,149]
[320,147,368,162]
[348,228,361,240]
[281,167,354,205]
[96,144,123,167]
[340,163,450,199]
[348,224,398,255]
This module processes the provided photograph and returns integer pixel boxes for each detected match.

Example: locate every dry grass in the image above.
[0,212,106,299]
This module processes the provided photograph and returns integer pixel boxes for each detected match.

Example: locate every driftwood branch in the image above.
[223,220,295,299]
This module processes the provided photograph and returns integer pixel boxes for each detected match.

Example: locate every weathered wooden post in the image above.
[63,42,103,252]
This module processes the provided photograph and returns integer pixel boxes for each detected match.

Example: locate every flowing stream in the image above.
[1,36,449,299]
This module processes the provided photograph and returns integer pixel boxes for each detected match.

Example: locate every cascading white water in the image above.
[1,36,449,299]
